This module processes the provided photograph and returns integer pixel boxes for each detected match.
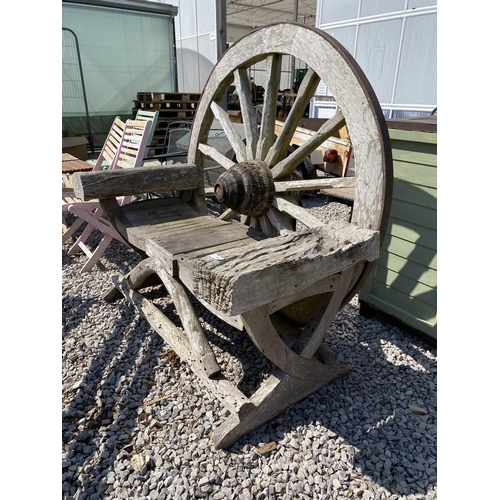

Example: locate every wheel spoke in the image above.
[218,208,238,221]
[210,101,247,162]
[256,54,282,161]
[234,68,258,159]
[198,143,235,170]
[258,214,278,237]
[274,176,355,193]
[273,195,323,228]
[265,68,321,168]
[249,217,261,231]
[271,109,345,180]
[266,204,294,235]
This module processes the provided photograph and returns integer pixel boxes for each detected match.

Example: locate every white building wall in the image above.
[159,0,219,94]
[314,0,437,119]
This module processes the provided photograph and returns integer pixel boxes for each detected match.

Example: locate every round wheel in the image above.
[188,23,392,366]
[188,22,391,228]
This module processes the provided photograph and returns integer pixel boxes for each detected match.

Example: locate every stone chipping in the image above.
[62,195,437,500]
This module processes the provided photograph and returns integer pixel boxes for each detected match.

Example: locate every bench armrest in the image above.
[71,163,200,201]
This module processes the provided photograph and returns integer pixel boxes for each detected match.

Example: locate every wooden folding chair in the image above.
[62,117,152,272]
[62,116,126,238]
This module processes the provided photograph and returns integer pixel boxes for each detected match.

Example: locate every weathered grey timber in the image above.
[72,22,392,449]
[72,164,199,201]
[180,220,379,316]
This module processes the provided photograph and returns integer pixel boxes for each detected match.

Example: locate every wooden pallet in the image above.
[133,92,199,156]
[136,92,201,102]
[134,100,199,111]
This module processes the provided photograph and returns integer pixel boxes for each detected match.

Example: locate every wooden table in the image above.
[62,153,94,174]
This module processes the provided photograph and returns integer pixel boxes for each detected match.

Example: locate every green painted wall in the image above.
[360,125,437,339]
[62,3,176,147]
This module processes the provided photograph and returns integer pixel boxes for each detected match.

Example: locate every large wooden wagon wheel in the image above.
[184,23,392,447]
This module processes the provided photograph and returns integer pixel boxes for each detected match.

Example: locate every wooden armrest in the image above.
[71,163,199,201]
[178,220,380,316]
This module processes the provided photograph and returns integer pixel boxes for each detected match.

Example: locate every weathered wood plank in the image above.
[218,208,238,221]
[119,201,209,228]
[320,187,355,205]
[72,164,199,201]
[180,220,380,316]
[145,221,265,276]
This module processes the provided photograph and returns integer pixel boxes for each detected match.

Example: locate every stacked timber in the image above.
[133,92,201,156]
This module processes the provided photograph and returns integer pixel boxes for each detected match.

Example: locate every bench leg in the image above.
[212,363,349,449]
[106,261,354,449]
[111,260,221,379]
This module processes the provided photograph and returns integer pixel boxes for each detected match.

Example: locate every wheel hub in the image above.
[214,160,275,217]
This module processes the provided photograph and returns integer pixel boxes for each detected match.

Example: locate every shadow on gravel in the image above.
[62,214,437,498]
[225,302,437,498]
[62,314,164,498]
[62,295,97,341]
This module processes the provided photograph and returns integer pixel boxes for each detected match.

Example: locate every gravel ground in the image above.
[62,195,437,500]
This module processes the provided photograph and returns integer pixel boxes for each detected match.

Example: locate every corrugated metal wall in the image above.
[314,0,437,119]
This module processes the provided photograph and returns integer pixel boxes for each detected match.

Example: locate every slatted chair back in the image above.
[92,116,127,171]
[135,110,159,157]
[114,118,153,171]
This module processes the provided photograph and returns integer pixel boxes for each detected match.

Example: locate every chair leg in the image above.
[67,207,103,256]
[80,233,114,273]
[62,216,86,244]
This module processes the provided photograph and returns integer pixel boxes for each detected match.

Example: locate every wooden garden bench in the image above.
[71,22,392,449]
